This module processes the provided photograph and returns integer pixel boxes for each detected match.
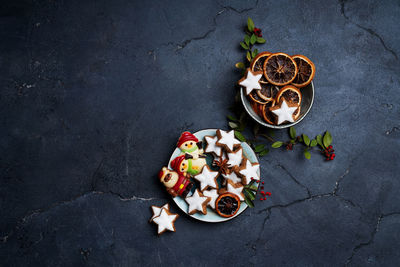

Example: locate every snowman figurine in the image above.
[177,131,205,160]
[170,154,206,176]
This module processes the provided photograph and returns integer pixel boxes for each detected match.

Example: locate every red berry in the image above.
[261,181,264,184]
[256,180,259,183]
[266,192,271,195]
[260,191,265,194]
[264,197,267,200]
[260,197,263,201]
[260,186,264,189]
[328,145,332,149]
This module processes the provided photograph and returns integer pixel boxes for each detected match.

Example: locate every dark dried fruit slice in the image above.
[248,90,268,104]
[257,83,280,102]
[275,85,302,119]
[263,53,297,86]
[250,52,271,84]
[250,101,265,117]
[291,55,315,87]
[215,192,241,218]
[262,101,277,124]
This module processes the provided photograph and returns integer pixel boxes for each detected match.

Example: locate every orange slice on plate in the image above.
[263,53,297,86]
[291,55,315,87]
[215,192,241,218]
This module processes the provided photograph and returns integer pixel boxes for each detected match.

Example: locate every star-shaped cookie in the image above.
[216,129,241,152]
[193,165,219,191]
[149,203,170,222]
[203,189,219,209]
[152,208,179,235]
[238,69,263,95]
[222,169,242,184]
[270,99,298,125]
[185,189,211,215]
[226,180,245,201]
[227,147,243,167]
[239,158,260,184]
[204,135,222,156]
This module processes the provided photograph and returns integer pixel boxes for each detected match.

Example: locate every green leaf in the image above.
[251,49,257,58]
[256,37,266,44]
[246,51,251,62]
[259,149,269,156]
[254,144,265,152]
[254,48,258,56]
[235,62,245,69]
[244,189,255,201]
[323,131,332,148]
[290,139,296,144]
[240,42,249,50]
[303,134,310,146]
[244,197,254,208]
[246,185,259,191]
[310,139,317,147]
[227,115,238,121]
[316,134,324,148]
[298,136,303,142]
[250,34,257,45]
[271,141,283,148]
[289,126,296,139]
[228,121,239,129]
[234,130,246,142]
[247,17,255,32]
[244,35,250,46]
[304,149,311,159]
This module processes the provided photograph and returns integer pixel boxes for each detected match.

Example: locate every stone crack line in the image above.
[339,0,398,60]
[345,212,400,266]
[385,126,399,135]
[217,0,259,14]
[0,191,159,244]
[276,164,312,197]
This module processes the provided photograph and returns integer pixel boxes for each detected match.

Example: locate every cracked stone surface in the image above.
[0,0,399,266]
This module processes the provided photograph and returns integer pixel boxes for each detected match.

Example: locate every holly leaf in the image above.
[289,126,296,139]
[323,131,332,148]
[250,34,257,45]
[256,37,266,43]
[310,139,317,147]
[271,141,283,148]
[234,130,246,142]
[244,188,255,201]
[303,134,310,146]
[244,197,254,208]
[304,149,311,159]
[246,51,251,62]
[247,17,255,32]
[245,184,259,191]
[235,62,245,69]
[254,144,265,152]
[240,42,249,50]
[259,149,269,156]
[229,122,239,129]
[227,115,238,121]
[244,35,250,46]
[316,134,324,148]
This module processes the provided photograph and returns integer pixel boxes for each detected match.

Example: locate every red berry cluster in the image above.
[259,181,271,201]
[286,143,293,150]
[324,145,335,161]
[253,27,262,37]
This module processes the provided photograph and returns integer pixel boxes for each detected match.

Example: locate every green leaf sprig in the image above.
[243,179,258,208]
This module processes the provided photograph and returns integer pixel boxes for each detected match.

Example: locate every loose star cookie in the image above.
[239,158,260,184]
[185,189,211,215]
[222,168,243,184]
[216,129,241,152]
[152,208,179,235]
[193,165,219,191]
[238,68,263,95]
[227,147,243,167]
[203,189,219,209]
[204,135,222,156]
[149,203,170,223]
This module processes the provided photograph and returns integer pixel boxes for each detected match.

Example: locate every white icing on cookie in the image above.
[227,148,243,167]
[203,189,219,209]
[271,100,297,125]
[204,135,222,156]
[217,130,241,151]
[226,182,244,201]
[152,208,178,234]
[149,203,169,222]
[239,69,262,95]
[222,170,242,184]
[185,189,210,214]
[193,165,219,191]
[239,159,260,184]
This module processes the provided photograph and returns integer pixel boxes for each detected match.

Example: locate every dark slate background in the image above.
[1,0,399,266]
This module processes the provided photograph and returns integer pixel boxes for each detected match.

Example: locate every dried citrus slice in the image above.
[248,90,268,105]
[291,55,315,87]
[257,83,280,102]
[275,85,302,119]
[215,192,241,218]
[262,102,277,124]
[250,52,271,84]
[250,101,265,117]
[263,53,297,86]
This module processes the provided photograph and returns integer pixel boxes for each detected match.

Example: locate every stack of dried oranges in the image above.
[242,52,315,125]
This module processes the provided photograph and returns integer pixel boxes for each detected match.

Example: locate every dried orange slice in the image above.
[262,101,276,124]
[291,55,315,87]
[215,192,241,218]
[250,52,271,84]
[275,85,302,119]
[263,53,297,86]
[250,101,265,117]
[257,83,279,102]
[248,90,268,105]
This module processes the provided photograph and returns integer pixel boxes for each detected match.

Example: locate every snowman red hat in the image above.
[177,131,198,147]
[170,155,185,172]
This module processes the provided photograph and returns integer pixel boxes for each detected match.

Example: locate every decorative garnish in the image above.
[243,178,259,208]
[213,156,229,175]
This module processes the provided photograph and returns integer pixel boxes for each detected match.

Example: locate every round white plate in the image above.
[168,129,260,223]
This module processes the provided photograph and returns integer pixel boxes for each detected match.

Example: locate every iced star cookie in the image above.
[238,68,263,95]
[152,208,179,235]
[227,147,243,167]
[216,129,241,152]
[193,165,219,191]
[204,135,222,156]
[238,158,260,184]
[203,189,219,209]
[222,168,243,184]
[269,99,298,125]
[224,180,245,201]
[149,203,170,223]
[185,189,211,215]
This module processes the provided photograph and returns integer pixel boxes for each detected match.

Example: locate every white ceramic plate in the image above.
[168,129,260,223]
